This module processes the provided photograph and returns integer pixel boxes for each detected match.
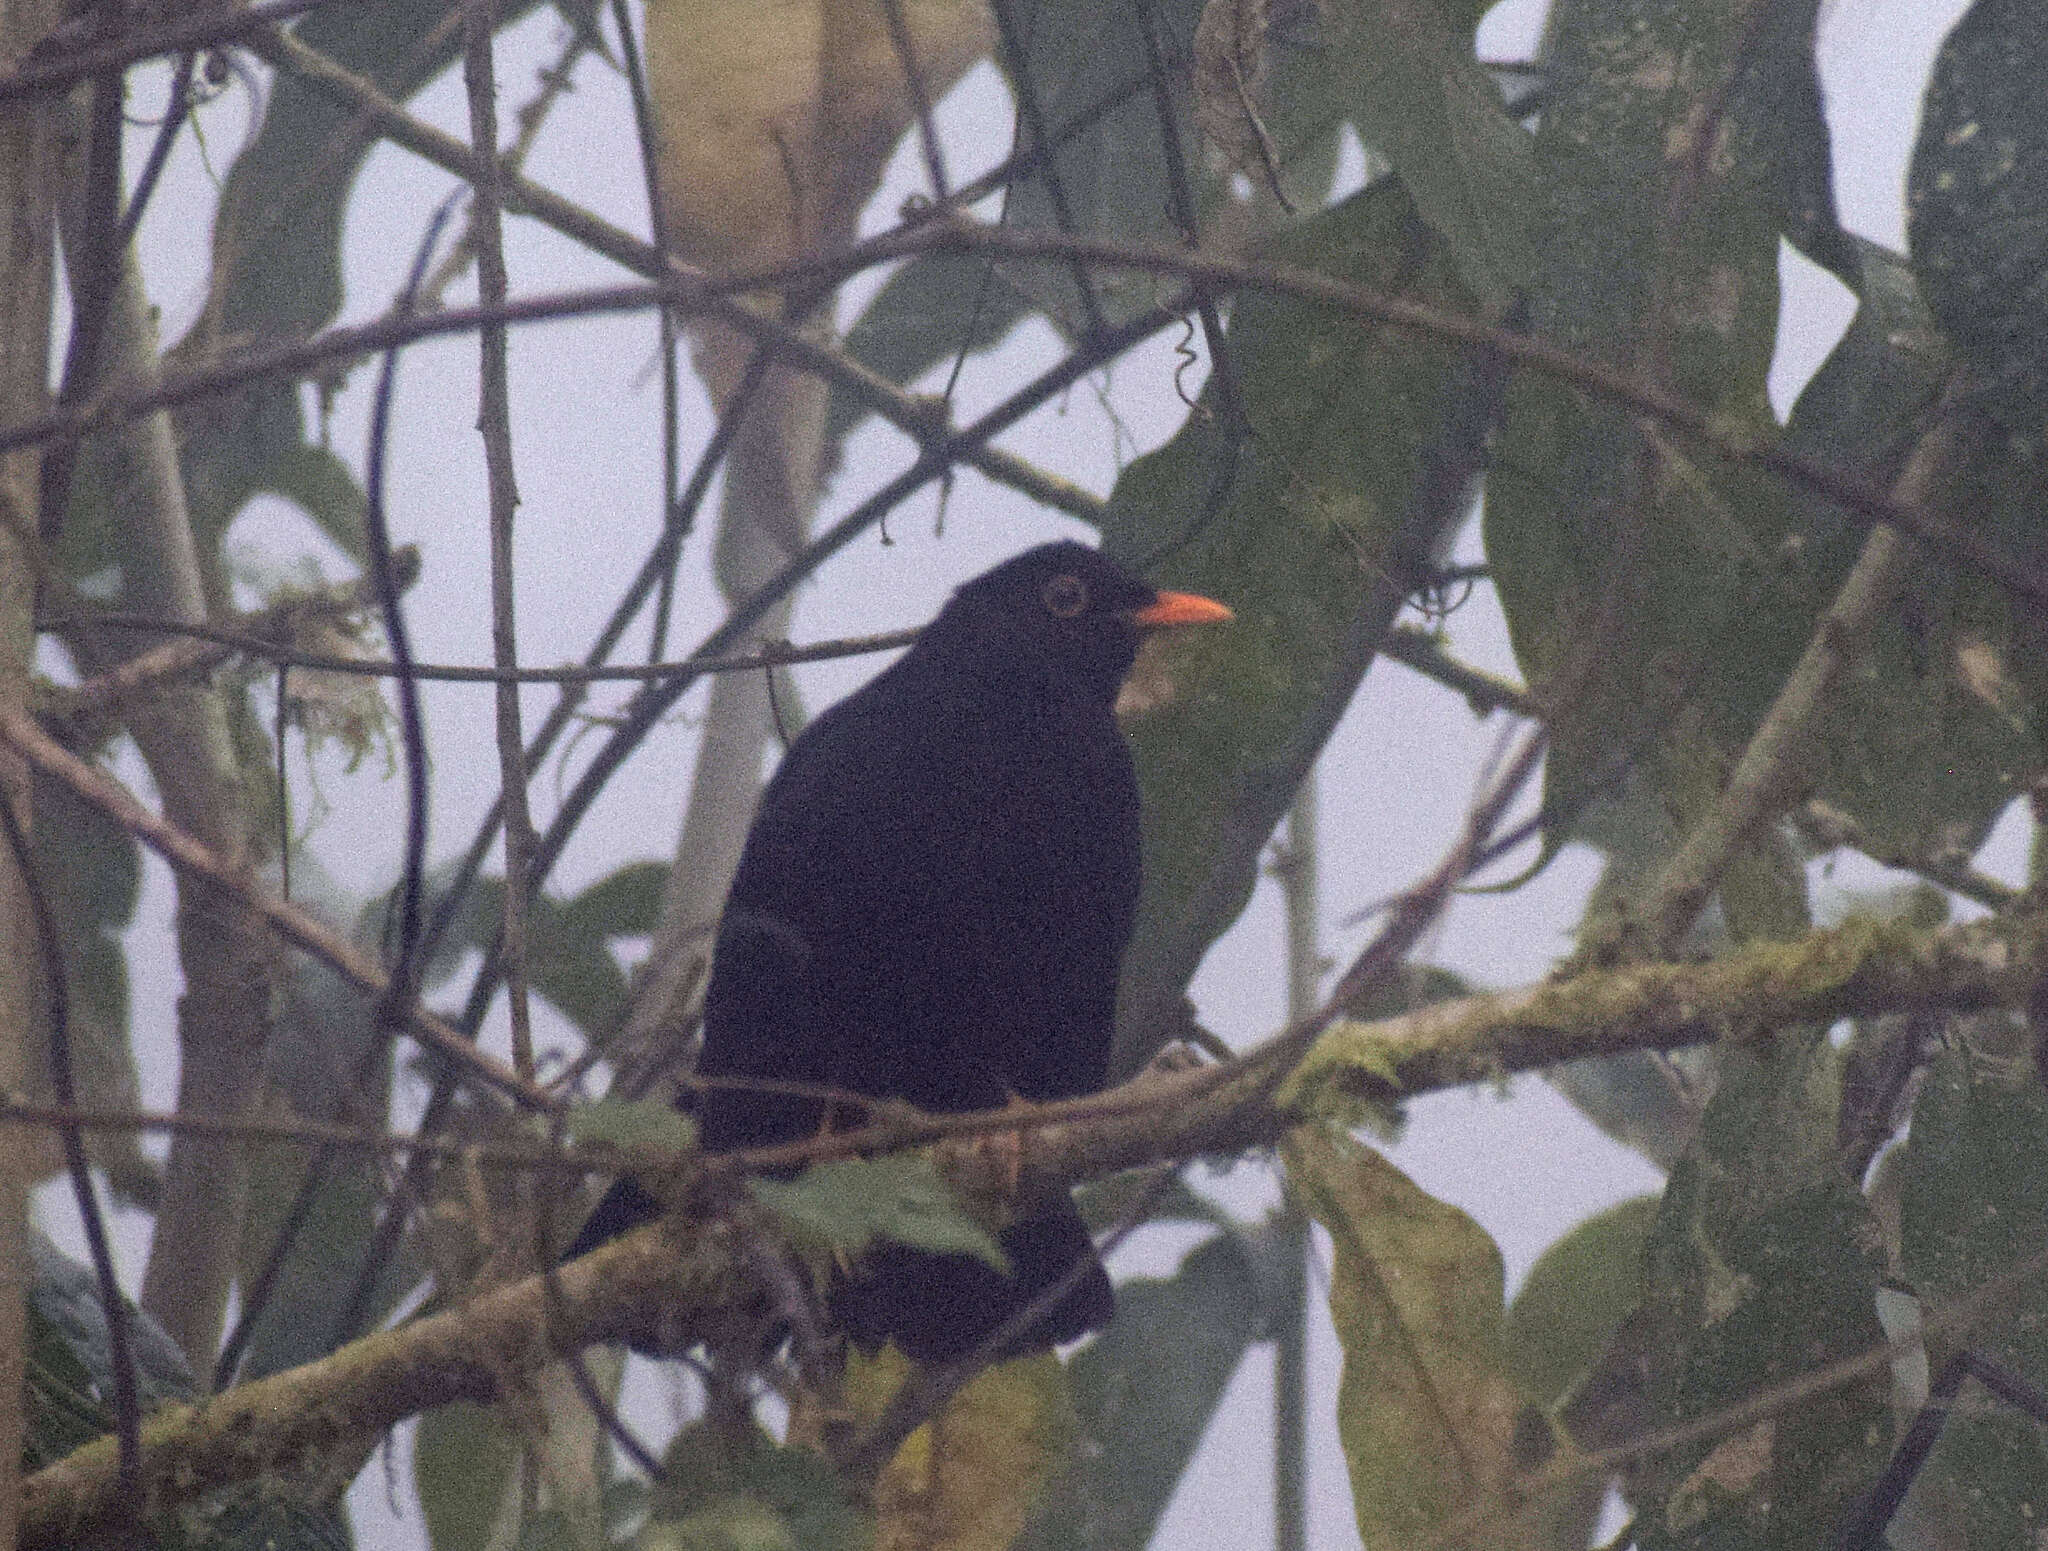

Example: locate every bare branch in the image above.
[1636,405,1964,954]
[0,0,338,104]
[462,0,538,1080]
[0,702,555,1112]
[1378,624,1536,718]
[53,612,921,689]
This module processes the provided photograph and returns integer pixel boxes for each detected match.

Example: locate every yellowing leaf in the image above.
[645,0,991,274]
[846,1345,1074,1551]
[1285,1125,1529,1549]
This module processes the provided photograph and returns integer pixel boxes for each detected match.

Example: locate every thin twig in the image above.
[0,701,554,1111]
[840,1164,1185,1482]
[463,0,537,1080]
[1638,405,1963,955]
[361,200,455,1046]
[879,0,949,199]
[37,45,125,542]
[1796,798,2017,912]
[51,561,413,719]
[0,0,338,103]
[989,0,1107,339]
[602,0,687,660]
[1379,624,1536,717]
[538,1104,667,1483]
[0,793,140,1509]
[421,22,590,307]
[112,51,194,251]
[56,614,920,686]
[1129,0,1244,426]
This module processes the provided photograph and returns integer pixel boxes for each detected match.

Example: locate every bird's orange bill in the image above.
[1132,590,1234,629]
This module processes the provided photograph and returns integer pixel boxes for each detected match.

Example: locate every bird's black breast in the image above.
[695,667,1141,1152]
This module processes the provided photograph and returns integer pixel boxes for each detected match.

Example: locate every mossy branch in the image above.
[17,902,2046,1542]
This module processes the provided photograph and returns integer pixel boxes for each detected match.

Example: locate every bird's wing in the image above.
[965,734,1140,1102]
[696,689,962,1146]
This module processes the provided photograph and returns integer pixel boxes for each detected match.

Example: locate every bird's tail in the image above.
[565,1179,1113,1363]
[833,1199,1113,1363]
[562,1174,662,1261]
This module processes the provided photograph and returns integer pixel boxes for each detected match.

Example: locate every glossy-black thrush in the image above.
[571,541,1231,1361]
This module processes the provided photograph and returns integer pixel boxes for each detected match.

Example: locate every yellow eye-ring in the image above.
[1042,573,1090,618]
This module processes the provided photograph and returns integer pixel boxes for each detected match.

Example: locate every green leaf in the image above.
[558,859,668,940]
[1505,1193,1660,1408]
[1546,1049,1709,1172]
[1316,0,1537,305]
[461,862,669,1034]
[1106,177,1481,1073]
[1073,1170,1227,1233]
[1908,0,2048,400]
[513,1511,582,1551]
[25,768,152,1203]
[750,1155,1006,1270]
[1484,0,1840,885]
[234,1124,408,1381]
[239,895,419,1380]
[28,1231,195,1412]
[1785,239,1952,467]
[1018,1229,1263,1551]
[847,1346,1071,1551]
[1895,1048,2048,1542]
[1629,1035,1890,1549]
[1782,239,2040,862]
[994,0,1355,335]
[415,1402,520,1551]
[995,0,1234,332]
[567,1097,697,1155]
[23,1299,114,1471]
[170,1485,353,1551]
[652,1419,866,1551]
[828,255,1040,443]
[1286,1126,1529,1547]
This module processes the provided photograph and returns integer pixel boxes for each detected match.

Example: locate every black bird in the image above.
[572,542,1231,1361]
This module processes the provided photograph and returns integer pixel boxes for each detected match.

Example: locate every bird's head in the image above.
[936,542,1233,708]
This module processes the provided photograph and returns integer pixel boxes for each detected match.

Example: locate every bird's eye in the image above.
[1042,573,1090,618]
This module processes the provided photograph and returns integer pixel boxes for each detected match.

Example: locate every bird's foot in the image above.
[1140,1039,1212,1078]
[968,1092,1041,1198]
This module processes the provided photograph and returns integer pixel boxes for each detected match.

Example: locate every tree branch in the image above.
[19,1217,729,1547]
[15,898,2046,1543]
[239,23,1104,523]
[1634,406,1962,954]
[1379,624,1536,718]
[51,137,277,1369]
[0,702,554,1112]
[0,0,61,1524]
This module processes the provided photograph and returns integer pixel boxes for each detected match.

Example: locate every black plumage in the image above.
[572,541,1230,1361]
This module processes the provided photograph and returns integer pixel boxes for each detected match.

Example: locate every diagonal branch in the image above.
[1634,402,1964,954]
[0,702,554,1112]
[240,23,1104,521]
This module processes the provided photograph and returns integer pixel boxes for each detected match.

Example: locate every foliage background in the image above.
[16,0,2045,1545]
